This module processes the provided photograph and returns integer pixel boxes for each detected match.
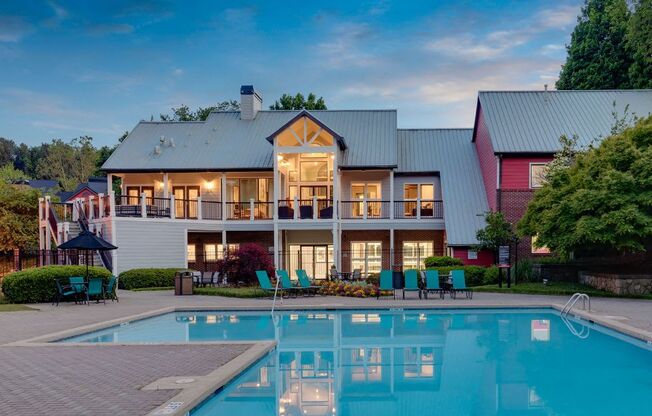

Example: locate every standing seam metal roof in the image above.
[398,128,487,246]
[478,90,652,153]
[101,110,397,171]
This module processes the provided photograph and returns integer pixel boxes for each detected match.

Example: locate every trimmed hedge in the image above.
[1,265,111,304]
[366,266,497,287]
[424,256,463,267]
[119,268,179,290]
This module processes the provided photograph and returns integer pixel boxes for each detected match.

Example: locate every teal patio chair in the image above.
[86,277,106,304]
[53,278,78,306]
[423,270,445,299]
[403,269,421,299]
[377,269,395,299]
[255,270,277,298]
[450,270,473,299]
[105,275,119,302]
[296,269,320,296]
[69,276,86,297]
[277,270,303,297]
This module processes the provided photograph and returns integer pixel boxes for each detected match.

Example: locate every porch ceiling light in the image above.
[204,180,215,190]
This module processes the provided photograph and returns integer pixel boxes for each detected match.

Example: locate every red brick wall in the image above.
[451,247,494,266]
[341,230,391,272]
[501,156,553,189]
[187,231,274,272]
[499,189,551,260]
[474,107,498,210]
[394,230,445,270]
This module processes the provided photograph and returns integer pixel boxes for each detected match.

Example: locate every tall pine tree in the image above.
[627,0,652,88]
[556,0,632,90]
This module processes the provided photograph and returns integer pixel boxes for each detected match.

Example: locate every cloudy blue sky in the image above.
[0,0,581,146]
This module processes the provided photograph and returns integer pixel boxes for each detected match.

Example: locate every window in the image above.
[467,250,478,260]
[351,183,382,217]
[351,242,382,275]
[204,243,240,261]
[126,186,154,205]
[300,161,328,182]
[530,163,548,188]
[403,242,434,270]
[187,244,196,262]
[531,235,550,254]
[226,179,272,202]
[276,117,334,147]
[403,184,435,217]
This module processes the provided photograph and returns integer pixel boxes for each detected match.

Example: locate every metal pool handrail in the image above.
[561,293,590,316]
[561,314,591,339]
[271,272,282,315]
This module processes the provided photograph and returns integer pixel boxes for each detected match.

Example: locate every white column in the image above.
[416,196,421,220]
[163,173,169,199]
[222,230,227,256]
[293,196,299,220]
[107,174,113,196]
[337,226,342,270]
[88,196,95,220]
[363,198,368,220]
[140,193,147,218]
[332,151,339,220]
[221,173,227,221]
[390,228,395,270]
[312,195,318,219]
[38,197,44,222]
[196,196,202,220]
[98,193,105,218]
[273,224,279,269]
[332,223,338,270]
[389,170,394,219]
[169,194,175,218]
[109,191,116,217]
[44,196,51,251]
[249,198,255,221]
[273,144,279,221]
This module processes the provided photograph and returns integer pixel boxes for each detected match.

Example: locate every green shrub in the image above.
[365,273,379,286]
[194,287,269,298]
[1,265,111,304]
[483,266,499,285]
[424,256,463,267]
[426,265,488,287]
[119,268,179,290]
[511,259,535,282]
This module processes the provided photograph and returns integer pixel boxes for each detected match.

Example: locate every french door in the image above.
[173,186,200,218]
[289,244,333,279]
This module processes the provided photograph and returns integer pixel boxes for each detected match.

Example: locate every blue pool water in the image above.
[62,309,652,415]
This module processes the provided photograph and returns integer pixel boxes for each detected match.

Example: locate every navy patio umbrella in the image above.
[58,230,117,279]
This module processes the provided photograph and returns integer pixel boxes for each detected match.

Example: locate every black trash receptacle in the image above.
[175,270,194,295]
[392,271,404,289]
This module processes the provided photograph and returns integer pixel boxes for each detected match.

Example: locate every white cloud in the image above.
[535,5,579,31]
[0,16,32,42]
[317,22,379,68]
[44,1,69,27]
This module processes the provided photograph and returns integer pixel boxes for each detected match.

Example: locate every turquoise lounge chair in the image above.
[422,270,445,299]
[53,278,78,306]
[277,270,303,297]
[403,269,421,299]
[105,275,119,302]
[69,276,86,297]
[255,270,277,298]
[86,277,105,304]
[296,269,320,296]
[377,269,395,299]
[450,270,473,299]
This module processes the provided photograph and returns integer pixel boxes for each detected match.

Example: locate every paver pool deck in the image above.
[0,290,650,415]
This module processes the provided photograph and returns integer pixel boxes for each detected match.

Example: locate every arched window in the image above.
[276,117,334,147]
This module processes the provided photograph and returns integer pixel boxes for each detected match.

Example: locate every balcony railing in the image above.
[277,199,333,219]
[226,201,273,220]
[394,200,443,219]
[201,200,222,220]
[339,200,390,219]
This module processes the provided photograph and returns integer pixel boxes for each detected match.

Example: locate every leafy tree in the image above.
[0,181,39,251]
[270,93,327,110]
[476,211,516,254]
[96,145,117,175]
[0,138,17,167]
[556,0,632,90]
[14,143,49,178]
[626,0,652,88]
[0,164,28,184]
[160,101,240,121]
[518,116,652,258]
[36,137,98,191]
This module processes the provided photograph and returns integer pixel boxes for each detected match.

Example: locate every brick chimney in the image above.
[240,85,262,120]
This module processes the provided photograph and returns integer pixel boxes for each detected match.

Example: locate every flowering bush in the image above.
[216,243,274,285]
[318,280,379,298]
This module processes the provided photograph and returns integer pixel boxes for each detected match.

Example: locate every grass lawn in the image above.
[475,281,652,299]
[0,295,35,312]
[194,287,270,298]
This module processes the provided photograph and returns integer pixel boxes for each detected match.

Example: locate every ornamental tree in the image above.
[475,211,515,255]
[518,116,652,258]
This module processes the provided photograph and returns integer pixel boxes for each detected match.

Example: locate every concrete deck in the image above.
[0,289,650,416]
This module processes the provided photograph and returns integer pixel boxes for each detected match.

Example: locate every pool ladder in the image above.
[561,293,590,316]
[271,272,282,315]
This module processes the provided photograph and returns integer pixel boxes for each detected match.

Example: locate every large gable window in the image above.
[277,117,334,147]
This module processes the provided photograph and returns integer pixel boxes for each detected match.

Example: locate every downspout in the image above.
[496,154,503,212]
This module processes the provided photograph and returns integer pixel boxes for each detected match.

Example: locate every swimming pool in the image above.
[62,309,652,415]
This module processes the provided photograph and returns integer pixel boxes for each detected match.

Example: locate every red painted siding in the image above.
[473,106,498,210]
[451,247,493,266]
[67,188,97,202]
[501,156,553,189]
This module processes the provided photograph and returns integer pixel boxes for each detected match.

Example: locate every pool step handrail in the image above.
[560,314,591,339]
[271,271,281,315]
[561,293,590,316]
